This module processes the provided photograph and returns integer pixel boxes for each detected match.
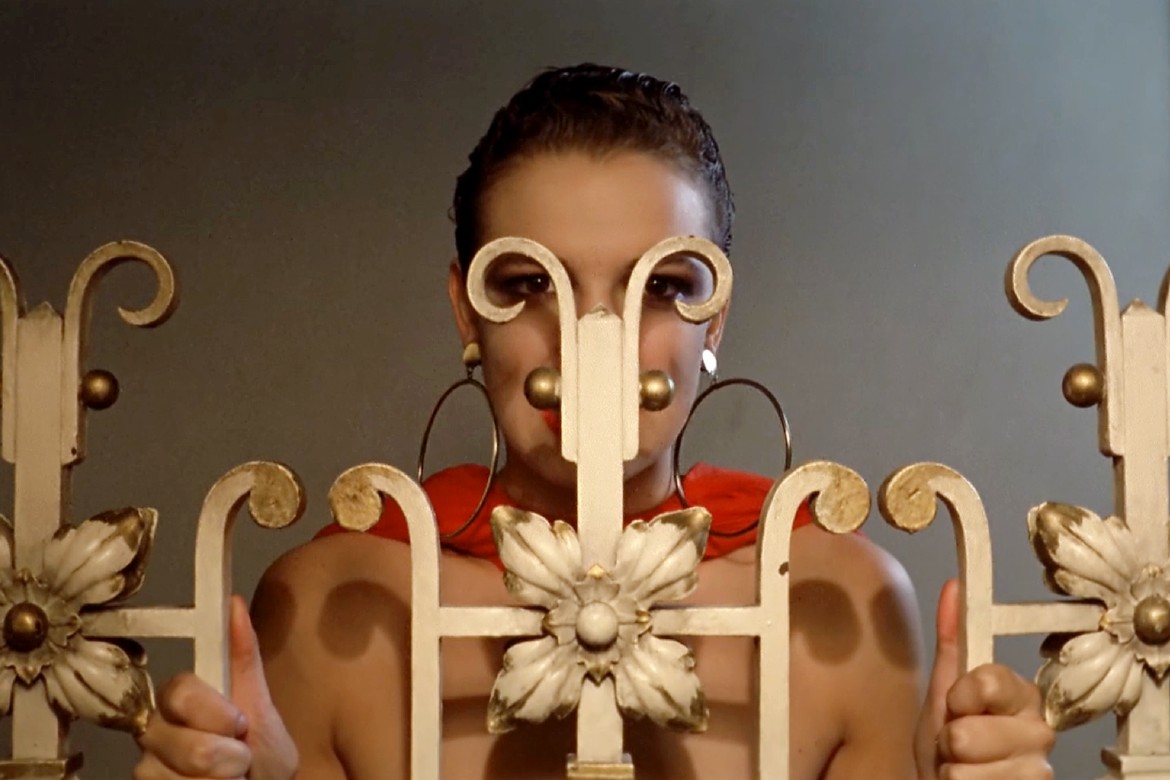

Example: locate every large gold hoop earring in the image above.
[417,342,501,539]
[672,376,793,538]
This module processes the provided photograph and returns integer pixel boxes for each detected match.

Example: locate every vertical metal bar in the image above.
[1114,304,1170,759]
[12,309,66,758]
[573,310,625,763]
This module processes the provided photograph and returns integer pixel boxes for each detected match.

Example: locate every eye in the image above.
[507,273,552,297]
[488,270,553,303]
[644,273,696,304]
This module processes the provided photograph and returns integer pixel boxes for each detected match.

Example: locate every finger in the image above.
[155,672,246,737]
[227,594,301,775]
[230,594,276,728]
[929,578,962,705]
[135,715,251,777]
[922,579,962,727]
[937,714,1056,764]
[946,663,1044,719]
[937,756,1054,780]
[914,579,963,778]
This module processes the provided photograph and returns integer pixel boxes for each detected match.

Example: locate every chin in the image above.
[623,449,671,481]
[513,441,577,486]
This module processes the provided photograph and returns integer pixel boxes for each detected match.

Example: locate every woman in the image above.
[134,64,1054,779]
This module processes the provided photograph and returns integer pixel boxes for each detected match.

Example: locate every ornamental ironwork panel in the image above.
[0,244,304,778]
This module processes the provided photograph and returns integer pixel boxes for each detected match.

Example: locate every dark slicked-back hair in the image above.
[452,63,734,272]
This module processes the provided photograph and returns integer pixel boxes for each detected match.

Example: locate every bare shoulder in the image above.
[250,533,417,777]
[250,533,513,777]
[788,524,922,674]
[257,529,411,598]
[788,526,924,777]
[250,532,416,678]
[793,525,916,600]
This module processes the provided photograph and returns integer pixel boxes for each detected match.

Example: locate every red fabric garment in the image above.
[315,463,813,570]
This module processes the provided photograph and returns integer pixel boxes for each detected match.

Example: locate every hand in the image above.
[135,595,298,779]
[915,579,1055,779]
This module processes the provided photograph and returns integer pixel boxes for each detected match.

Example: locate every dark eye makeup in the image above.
[644,273,698,304]
[484,255,555,304]
[482,253,714,308]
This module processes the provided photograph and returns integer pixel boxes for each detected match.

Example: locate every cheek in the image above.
[479,313,705,447]
[477,318,557,417]
[636,318,707,453]
[639,318,706,403]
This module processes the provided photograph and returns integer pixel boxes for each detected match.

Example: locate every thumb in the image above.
[228,594,275,726]
[915,578,961,776]
[927,578,962,711]
[227,595,300,778]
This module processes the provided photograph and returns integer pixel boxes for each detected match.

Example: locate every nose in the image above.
[572,278,625,317]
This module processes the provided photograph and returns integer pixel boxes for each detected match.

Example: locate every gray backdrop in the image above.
[2,1,1168,776]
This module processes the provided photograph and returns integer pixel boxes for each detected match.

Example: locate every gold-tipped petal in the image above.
[614,509,709,606]
[492,509,582,607]
[1037,631,1139,730]
[46,508,156,606]
[1028,503,1134,603]
[44,637,154,733]
[487,636,584,733]
[614,634,707,732]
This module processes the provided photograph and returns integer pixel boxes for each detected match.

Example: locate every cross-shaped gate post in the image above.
[0,244,304,778]
[877,235,1170,780]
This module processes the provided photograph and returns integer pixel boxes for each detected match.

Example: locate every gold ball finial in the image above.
[80,369,120,410]
[524,367,561,410]
[1135,595,1170,645]
[639,370,675,412]
[3,602,49,652]
[1062,363,1104,408]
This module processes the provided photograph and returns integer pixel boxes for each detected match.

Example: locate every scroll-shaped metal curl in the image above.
[621,236,733,460]
[1006,235,1123,455]
[755,460,870,603]
[328,463,443,780]
[62,241,178,464]
[191,461,304,692]
[465,237,580,460]
[752,461,869,776]
[0,254,26,462]
[878,463,994,669]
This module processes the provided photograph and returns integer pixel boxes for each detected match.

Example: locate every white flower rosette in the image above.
[0,508,156,733]
[487,505,711,734]
[1030,502,1170,729]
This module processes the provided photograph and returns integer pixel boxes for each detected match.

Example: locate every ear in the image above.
[704,297,730,354]
[447,258,479,347]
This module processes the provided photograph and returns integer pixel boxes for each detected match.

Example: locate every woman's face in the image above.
[448,150,727,496]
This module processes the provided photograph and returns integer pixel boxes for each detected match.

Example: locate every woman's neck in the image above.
[495,452,676,523]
